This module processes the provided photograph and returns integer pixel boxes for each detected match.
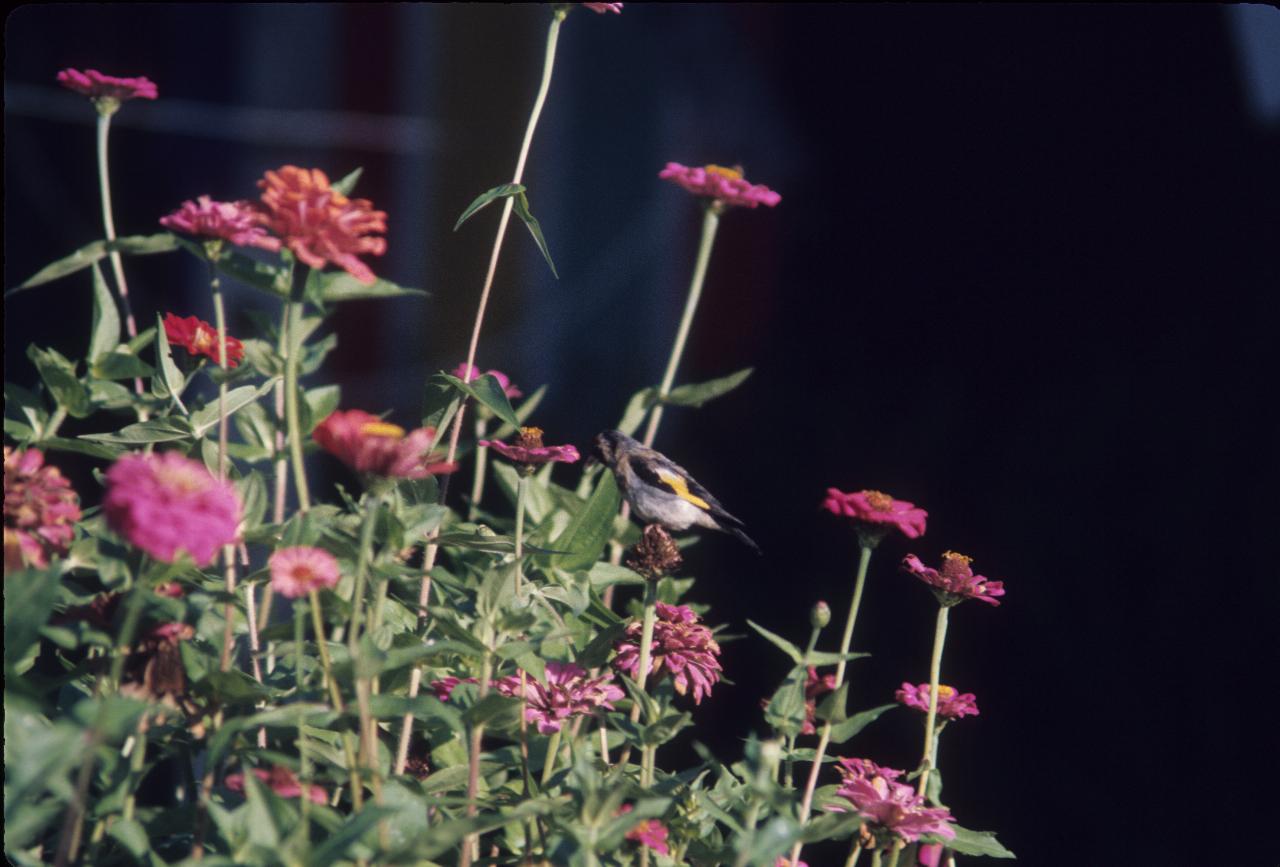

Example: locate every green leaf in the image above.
[3,566,61,669]
[947,825,1016,858]
[765,665,810,737]
[511,190,558,278]
[152,313,187,411]
[549,472,620,572]
[441,373,520,428]
[190,381,277,438]
[303,385,341,433]
[616,386,658,438]
[107,818,149,860]
[462,693,520,728]
[26,345,91,418]
[453,183,525,231]
[663,367,753,408]
[488,383,548,440]
[422,372,463,433]
[81,417,194,445]
[305,269,427,303]
[88,263,121,361]
[306,806,397,867]
[332,166,364,196]
[815,683,849,723]
[217,250,290,296]
[38,436,123,460]
[827,703,897,745]
[800,812,863,843]
[12,233,177,292]
[91,350,154,381]
[746,620,804,664]
[805,649,870,667]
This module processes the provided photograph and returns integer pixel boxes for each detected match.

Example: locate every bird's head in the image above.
[593,429,631,468]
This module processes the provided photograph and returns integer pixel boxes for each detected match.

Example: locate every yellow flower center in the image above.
[941,551,972,566]
[361,421,405,439]
[936,685,956,700]
[192,326,216,352]
[705,164,743,181]
[515,426,545,450]
[863,490,894,511]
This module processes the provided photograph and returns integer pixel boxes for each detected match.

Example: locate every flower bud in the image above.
[810,600,831,630]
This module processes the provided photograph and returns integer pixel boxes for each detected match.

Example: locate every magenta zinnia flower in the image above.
[269,546,341,599]
[583,2,623,12]
[833,758,955,844]
[659,162,781,209]
[822,488,927,541]
[902,552,1006,606]
[493,661,623,735]
[895,682,979,720]
[619,805,670,855]
[614,602,722,704]
[776,860,810,867]
[103,452,241,567]
[225,766,327,805]
[163,313,246,368]
[3,447,81,570]
[431,676,479,702]
[160,196,281,252]
[452,363,523,399]
[56,68,158,102]
[480,426,580,470]
[313,409,457,479]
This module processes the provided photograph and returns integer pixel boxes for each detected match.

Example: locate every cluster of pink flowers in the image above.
[896,682,979,720]
[480,426,580,469]
[314,409,457,480]
[902,552,1005,606]
[225,765,327,805]
[269,546,341,599]
[493,661,623,734]
[160,196,281,252]
[619,804,670,854]
[833,757,955,843]
[659,162,781,209]
[4,448,81,570]
[103,452,241,567]
[57,68,157,102]
[822,488,928,541]
[452,363,522,399]
[163,313,245,368]
[614,602,722,704]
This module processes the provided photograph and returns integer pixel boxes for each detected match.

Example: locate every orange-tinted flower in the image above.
[256,166,387,284]
[313,409,457,479]
[163,313,245,368]
[4,447,81,570]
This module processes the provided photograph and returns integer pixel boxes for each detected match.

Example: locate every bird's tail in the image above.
[726,524,762,555]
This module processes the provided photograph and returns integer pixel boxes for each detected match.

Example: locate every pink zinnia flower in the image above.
[3,447,81,570]
[777,860,810,867]
[822,488,927,541]
[103,452,241,567]
[56,68,157,102]
[918,844,945,867]
[268,546,341,599]
[479,426,580,469]
[225,766,327,805]
[833,758,955,843]
[452,363,523,399]
[160,196,281,252]
[659,162,781,209]
[313,409,457,479]
[583,2,623,12]
[431,676,478,702]
[619,805,670,855]
[613,602,722,704]
[902,552,1006,607]
[256,165,387,285]
[895,683,979,720]
[493,661,623,735]
[163,313,245,368]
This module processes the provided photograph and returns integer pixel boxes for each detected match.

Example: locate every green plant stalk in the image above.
[295,603,313,841]
[95,110,145,404]
[397,7,566,777]
[789,544,875,867]
[43,405,68,441]
[884,844,902,867]
[461,654,495,867]
[917,605,951,797]
[283,297,311,512]
[843,839,864,867]
[871,848,883,867]
[540,727,563,787]
[732,801,764,867]
[468,414,490,521]
[308,590,343,711]
[514,474,528,592]
[617,581,660,771]
[215,272,238,672]
[346,493,382,654]
[120,726,148,822]
[272,300,290,523]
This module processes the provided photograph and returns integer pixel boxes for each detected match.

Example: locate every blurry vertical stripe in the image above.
[1227,5,1280,125]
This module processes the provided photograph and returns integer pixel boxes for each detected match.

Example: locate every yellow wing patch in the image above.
[657,469,710,510]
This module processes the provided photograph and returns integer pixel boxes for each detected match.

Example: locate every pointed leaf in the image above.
[12,233,177,293]
[549,472,620,571]
[91,350,154,381]
[616,386,658,438]
[88,263,121,361]
[190,381,277,438]
[441,372,519,428]
[663,367,753,408]
[947,826,1016,858]
[332,166,364,196]
[511,190,558,278]
[454,183,525,231]
[305,269,427,303]
[26,346,91,418]
[764,665,810,737]
[152,313,188,411]
[746,620,804,664]
[827,703,897,745]
[81,418,194,446]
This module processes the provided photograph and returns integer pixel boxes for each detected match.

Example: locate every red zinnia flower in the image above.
[895,682,979,720]
[659,162,781,209]
[256,165,387,285]
[225,766,327,805]
[163,313,245,368]
[613,602,722,704]
[822,488,927,541]
[313,409,457,479]
[160,196,281,252]
[56,68,157,102]
[3,447,81,570]
[902,552,1006,607]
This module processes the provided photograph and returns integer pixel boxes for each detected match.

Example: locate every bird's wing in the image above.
[629,455,712,510]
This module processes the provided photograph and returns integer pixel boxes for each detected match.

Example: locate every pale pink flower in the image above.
[269,546,341,599]
[583,2,623,12]
[225,766,327,804]
[4,447,81,570]
[313,409,457,479]
[613,602,722,704]
[452,363,523,399]
[895,682,979,720]
[822,488,927,541]
[493,661,623,735]
[659,162,781,209]
[103,452,241,567]
[619,805,670,854]
[480,426,580,468]
[56,68,157,102]
[902,552,1006,606]
[833,758,955,843]
[160,196,281,252]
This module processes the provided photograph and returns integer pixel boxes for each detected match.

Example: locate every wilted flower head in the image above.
[163,313,245,368]
[659,162,781,209]
[494,661,623,734]
[56,68,157,105]
[120,621,202,733]
[103,452,241,567]
[269,546,341,599]
[160,196,281,252]
[614,602,722,704]
[313,409,457,480]
[480,427,580,472]
[896,682,979,720]
[4,447,81,570]
[822,488,927,542]
[452,363,523,399]
[626,524,684,580]
[619,805,670,854]
[225,766,327,805]
[256,165,387,284]
[833,758,955,843]
[902,552,1005,607]
[583,2,623,12]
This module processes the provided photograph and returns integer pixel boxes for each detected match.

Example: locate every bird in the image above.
[593,429,760,554]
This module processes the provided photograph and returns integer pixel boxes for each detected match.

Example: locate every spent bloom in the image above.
[160,196,281,252]
[659,162,781,209]
[902,552,1006,607]
[822,488,928,542]
[313,409,457,480]
[619,805,670,855]
[163,313,245,368]
[225,766,327,805]
[614,602,722,704]
[269,546,341,599]
[480,427,580,472]
[583,2,624,12]
[833,758,955,844]
[103,452,241,567]
[493,661,623,734]
[56,68,158,104]
[626,524,684,580]
[452,363,523,399]
[256,165,387,284]
[896,682,979,720]
[4,447,81,570]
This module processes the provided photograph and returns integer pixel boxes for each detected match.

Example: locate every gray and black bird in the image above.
[594,429,760,554]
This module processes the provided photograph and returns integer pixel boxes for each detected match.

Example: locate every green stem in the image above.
[283,296,311,512]
[843,839,864,867]
[461,654,494,867]
[514,474,528,593]
[468,415,489,521]
[885,843,902,867]
[871,848,883,867]
[295,603,313,833]
[540,727,563,787]
[121,727,148,821]
[917,606,951,797]
[308,591,343,712]
[272,301,290,524]
[618,581,660,771]
[43,405,68,441]
[95,110,144,402]
[346,493,382,655]
[732,802,763,867]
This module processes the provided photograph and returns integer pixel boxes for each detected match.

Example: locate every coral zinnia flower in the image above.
[163,313,245,368]
[225,766,327,805]
[452,363,523,399]
[583,2,624,12]
[160,196,282,252]
[895,682,979,720]
[256,165,387,285]
[103,452,241,567]
[902,552,1006,607]
[3,447,81,570]
[832,758,955,843]
[480,427,580,471]
[268,546,341,599]
[56,68,158,102]
[822,488,927,541]
[313,409,457,480]
[659,162,781,209]
[613,602,722,704]
[493,661,624,735]
[619,805,670,854]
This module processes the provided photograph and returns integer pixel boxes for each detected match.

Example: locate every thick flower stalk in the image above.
[3,447,81,570]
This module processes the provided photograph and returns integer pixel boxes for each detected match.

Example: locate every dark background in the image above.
[6,5,1279,865]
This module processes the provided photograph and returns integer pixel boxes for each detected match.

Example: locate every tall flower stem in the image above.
[843,840,865,867]
[308,591,342,712]
[294,602,313,840]
[283,296,312,512]
[95,110,144,402]
[272,301,291,523]
[514,474,528,592]
[468,415,490,521]
[539,727,563,787]
[398,7,566,776]
[460,654,494,867]
[346,493,382,654]
[617,581,660,771]
[789,544,875,867]
[211,275,242,674]
[917,606,951,797]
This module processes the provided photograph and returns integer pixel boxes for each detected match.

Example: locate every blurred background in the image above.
[6,5,1279,864]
